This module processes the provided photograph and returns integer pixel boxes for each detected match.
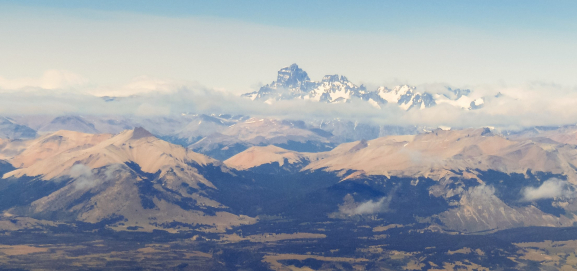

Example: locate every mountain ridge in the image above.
[242,63,484,110]
[0,128,255,232]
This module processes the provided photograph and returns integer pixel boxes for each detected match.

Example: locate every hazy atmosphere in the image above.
[2,2,577,270]
[1,1,577,128]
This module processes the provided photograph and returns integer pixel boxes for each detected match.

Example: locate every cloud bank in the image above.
[522,178,576,201]
[1,76,577,130]
[0,70,87,90]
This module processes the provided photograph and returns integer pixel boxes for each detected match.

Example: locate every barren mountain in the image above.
[507,125,577,145]
[225,127,577,179]
[3,114,425,162]
[0,117,37,140]
[163,114,245,147]
[189,118,334,160]
[225,145,310,170]
[4,126,577,234]
[37,116,100,134]
[226,128,577,232]
[1,130,113,169]
[0,128,255,232]
[301,128,577,181]
[5,127,214,180]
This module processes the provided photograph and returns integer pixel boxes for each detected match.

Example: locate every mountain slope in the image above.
[0,117,37,140]
[189,118,334,160]
[225,127,576,178]
[38,116,100,134]
[5,127,214,180]
[225,145,310,170]
[303,128,577,181]
[0,128,255,232]
[224,128,577,232]
[2,130,113,169]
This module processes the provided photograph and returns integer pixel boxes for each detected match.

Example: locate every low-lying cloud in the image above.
[522,178,576,201]
[0,70,88,90]
[2,77,577,130]
[339,193,393,215]
[69,164,124,191]
[69,164,98,190]
[353,196,392,215]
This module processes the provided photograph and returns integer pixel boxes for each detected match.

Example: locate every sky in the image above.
[0,1,576,94]
[0,1,577,128]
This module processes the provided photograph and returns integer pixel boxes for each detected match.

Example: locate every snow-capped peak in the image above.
[276,63,310,88]
[242,64,483,111]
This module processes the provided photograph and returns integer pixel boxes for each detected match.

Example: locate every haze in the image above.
[1,1,576,94]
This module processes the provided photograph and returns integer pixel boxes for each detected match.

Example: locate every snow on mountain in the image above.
[433,88,485,110]
[243,64,484,110]
[376,85,436,110]
[242,64,371,104]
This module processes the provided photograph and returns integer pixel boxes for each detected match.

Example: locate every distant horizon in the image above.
[1,1,577,95]
[1,1,577,129]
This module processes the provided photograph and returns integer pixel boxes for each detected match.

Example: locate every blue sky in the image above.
[3,0,577,33]
[4,0,577,32]
[4,0,576,31]
[0,1,576,93]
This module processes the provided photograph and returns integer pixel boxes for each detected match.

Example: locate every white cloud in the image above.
[353,197,392,215]
[68,164,124,191]
[2,74,577,132]
[40,70,88,89]
[522,178,575,201]
[0,70,87,90]
[87,76,193,97]
[69,164,97,190]
[135,103,170,116]
[339,194,393,216]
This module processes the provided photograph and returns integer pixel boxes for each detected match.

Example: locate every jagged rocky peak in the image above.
[321,74,348,83]
[377,85,414,97]
[376,85,436,110]
[276,63,310,87]
[446,88,471,100]
[243,64,483,111]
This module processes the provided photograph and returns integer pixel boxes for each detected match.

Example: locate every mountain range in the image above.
[2,125,577,269]
[1,114,425,161]
[225,127,577,232]
[0,128,255,232]
[2,65,577,269]
[2,126,577,233]
[242,64,485,110]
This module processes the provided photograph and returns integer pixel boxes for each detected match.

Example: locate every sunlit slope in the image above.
[225,145,310,170]
[189,118,334,160]
[2,130,113,168]
[222,128,577,232]
[5,128,214,183]
[226,128,577,180]
[0,128,255,232]
[300,128,577,182]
